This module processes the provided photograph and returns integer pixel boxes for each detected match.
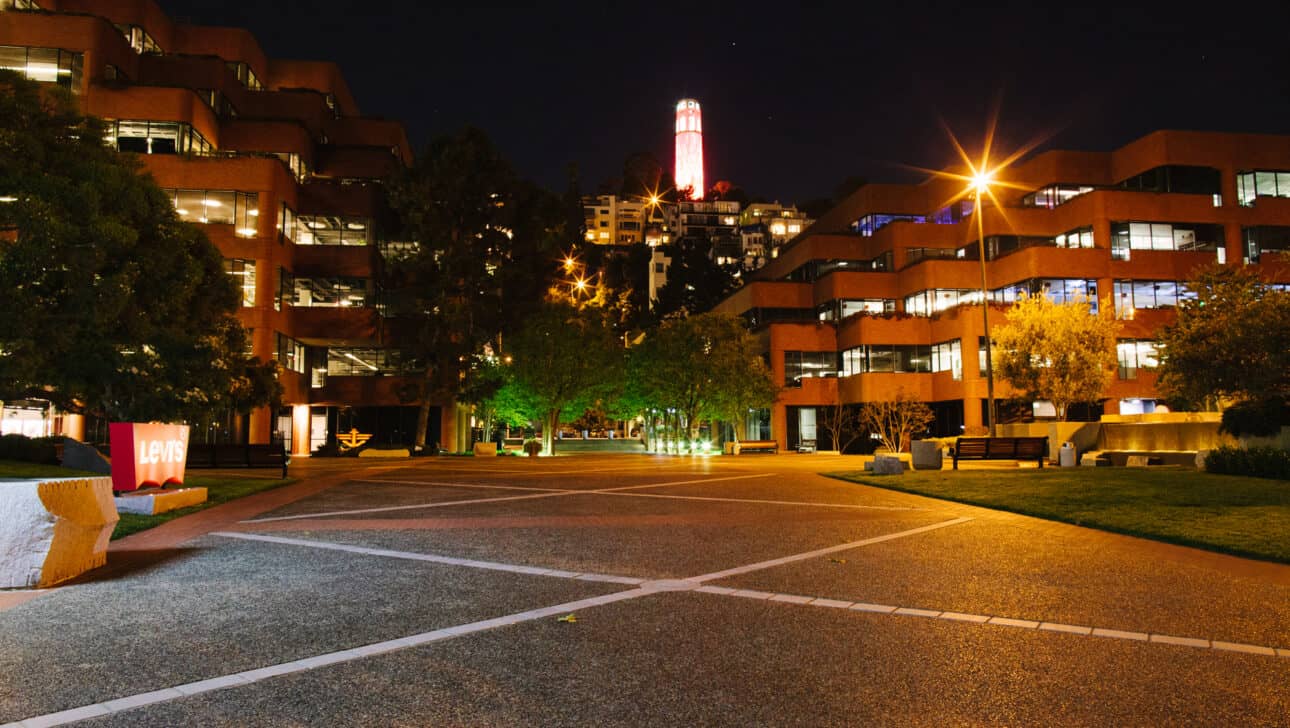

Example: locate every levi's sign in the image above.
[109,422,190,492]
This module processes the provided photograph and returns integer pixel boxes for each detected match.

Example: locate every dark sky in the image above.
[163,1,1290,203]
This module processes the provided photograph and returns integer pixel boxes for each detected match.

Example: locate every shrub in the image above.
[522,438,542,456]
[1220,398,1289,439]
[1204,445,1290,480]
[0,434,60,464]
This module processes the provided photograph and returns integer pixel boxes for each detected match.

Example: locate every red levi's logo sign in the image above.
[109,423,190,492]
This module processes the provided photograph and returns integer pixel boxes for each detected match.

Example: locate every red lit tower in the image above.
[674,99,705,200]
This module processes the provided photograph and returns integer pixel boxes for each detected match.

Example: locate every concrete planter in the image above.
[0,477,118,589]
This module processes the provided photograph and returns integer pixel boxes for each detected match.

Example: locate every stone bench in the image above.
[733,440,779,454]
[0,477,118,589]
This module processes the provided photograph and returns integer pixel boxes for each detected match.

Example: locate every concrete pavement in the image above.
[1,454,1286,726]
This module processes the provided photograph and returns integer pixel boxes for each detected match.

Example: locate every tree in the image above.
[0,72,277,423]
[817,403,867,453]
[633,313,779,448]
[857,393,935,453]
[386,128,519,451]
[508,302,620,455]
[1156,264,1290,435]
[650,238,740,321]
[992,294,1120,421]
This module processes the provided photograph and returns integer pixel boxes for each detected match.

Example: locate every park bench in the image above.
[187,442,289,478]
[735,440,779,454]
[952,436,1047,469]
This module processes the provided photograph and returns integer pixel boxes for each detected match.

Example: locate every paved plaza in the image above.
[2,454,1288,726]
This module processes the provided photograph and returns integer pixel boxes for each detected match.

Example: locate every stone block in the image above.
[0,477,118,588]
[472,442,498,457]
[910,441,943,470]
[114,487,207,515]
[1080,452,1111,467]
[872,455,905,475]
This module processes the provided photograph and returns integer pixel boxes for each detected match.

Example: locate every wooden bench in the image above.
[187,443,289,478]
[952,436,1047,469]
[735,440,779,454]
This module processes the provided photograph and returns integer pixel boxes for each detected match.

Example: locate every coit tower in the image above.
[674,99,705,200]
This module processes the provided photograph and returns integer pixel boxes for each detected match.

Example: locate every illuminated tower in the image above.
[674,99,705,200]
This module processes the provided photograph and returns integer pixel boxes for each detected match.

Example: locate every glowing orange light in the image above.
[574,278,588,291]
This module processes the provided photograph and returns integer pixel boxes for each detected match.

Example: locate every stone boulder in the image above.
[0,477,118,588]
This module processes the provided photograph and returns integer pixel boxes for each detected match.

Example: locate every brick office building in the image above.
[0,0,460,455]
[711,130,1290,450]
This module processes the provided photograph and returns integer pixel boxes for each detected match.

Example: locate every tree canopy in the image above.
[991,294,1119,421]
[1156,264,1290,435]
[0,72,277,423]
[386,127,564,449]
[631,312,779,445]
[507,302,621,455]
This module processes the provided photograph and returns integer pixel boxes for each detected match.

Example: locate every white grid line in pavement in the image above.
[687,517,974,582]
[680,586,1290,660]
[595,490,922,511]
[11,509,1284,728]
[211,532,647,585]
[240,490,575,523]
[353,479,570,493]
[240,472,775,523]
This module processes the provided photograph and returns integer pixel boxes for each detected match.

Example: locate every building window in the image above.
[1020,184,1095,209]
[276,268,294,312]
[294,215,372,246]
[105,119,212,156]
[1109,221,1223,260]
[1117,339,1161,380]
[1117,165,1221,196]
[325,348,408,377]
[1113,280,1192,318]
[852,213,927,236]
[931,339,963,380]
[223,259,256,307]
[0,45,83,91]
[225,61,263,91]
[1237,171,1290,206]
[113,24,162,55]
[903,289,980,316]
[1242,225,1290,263]
[783,351,839,386]
[839,345,932,376]
[991,279,1098,310]
[293,277,372,308]
[163,189,258,237]
[275,333,306,374]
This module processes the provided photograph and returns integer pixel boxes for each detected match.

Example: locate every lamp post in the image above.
[971,173,998,437]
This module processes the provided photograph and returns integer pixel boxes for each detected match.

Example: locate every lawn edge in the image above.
[821,472,1290,566]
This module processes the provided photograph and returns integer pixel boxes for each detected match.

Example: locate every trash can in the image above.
[1059,442,1077,467]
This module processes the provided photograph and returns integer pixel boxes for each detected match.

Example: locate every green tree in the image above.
[634,312,779,448]
[1156,264,1290,435]
[508,302,620,455]
[0,72,277,423]
[650,238,740,321]
[992,294,1120,421]
[386,128,519,451]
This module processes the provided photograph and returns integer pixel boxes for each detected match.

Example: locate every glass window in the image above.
[223,259,256,307]
[0,45,83,91]
[164,189,257,236]
[931,339,962,380]
[275,333,306,374]
[295,215,372,246]
[1243,225,1290,262]
[326,348,408,377]
[293,277,372,308]
[1117,339,1161,380]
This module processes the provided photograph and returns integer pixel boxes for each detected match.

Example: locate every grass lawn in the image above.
[0,460,294,540]
[828,466,1290,564]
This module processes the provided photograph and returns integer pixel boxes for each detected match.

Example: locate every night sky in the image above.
[164,1,1290,203]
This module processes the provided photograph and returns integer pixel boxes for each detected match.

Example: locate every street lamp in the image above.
[970,172,998,437]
